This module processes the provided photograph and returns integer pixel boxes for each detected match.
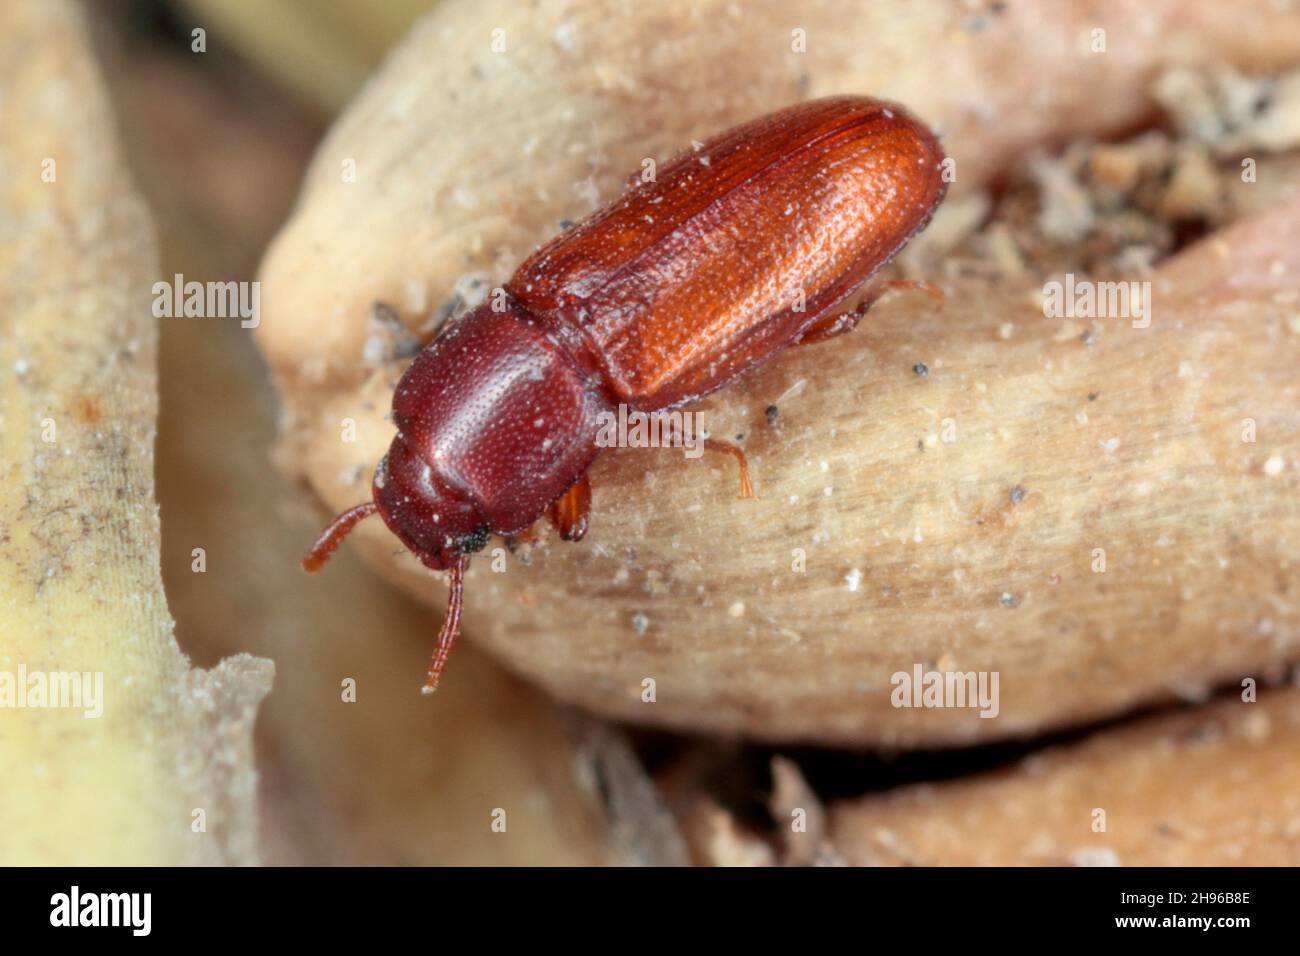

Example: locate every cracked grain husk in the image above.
[829,687,1300,866]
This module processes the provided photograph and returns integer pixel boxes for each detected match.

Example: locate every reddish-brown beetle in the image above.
[303,95,947,692]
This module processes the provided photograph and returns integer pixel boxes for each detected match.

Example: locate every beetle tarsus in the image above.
[704,438,757,500]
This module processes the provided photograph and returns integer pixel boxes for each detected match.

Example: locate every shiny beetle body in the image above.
[305,95,947,691]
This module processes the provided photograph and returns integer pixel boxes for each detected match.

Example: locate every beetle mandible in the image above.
[303,95,948,692]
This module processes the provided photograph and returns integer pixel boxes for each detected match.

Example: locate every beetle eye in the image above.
[455,524,491,555]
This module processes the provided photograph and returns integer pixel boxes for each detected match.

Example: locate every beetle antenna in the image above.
[422,559,466,695]
[302,501,379,572]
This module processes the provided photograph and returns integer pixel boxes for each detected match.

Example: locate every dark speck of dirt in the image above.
[765,404,779,425]
[1000,591,1020,608]
[372,300,400,326]
[912,362,929,377]
[1010,484,1026,505]
[1088,391,1099,401]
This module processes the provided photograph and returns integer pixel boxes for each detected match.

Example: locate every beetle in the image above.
[302,95,947,693]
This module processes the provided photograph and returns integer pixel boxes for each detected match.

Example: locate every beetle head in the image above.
[371,434,490,570]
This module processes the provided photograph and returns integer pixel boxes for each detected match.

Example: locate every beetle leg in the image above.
[659,416,757,499]
[504,526,536,553]
[797,298,872,345]
[546,474,592,541]
[703,438,756,500]
[878,278,946,306]
[797,279,945,346]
